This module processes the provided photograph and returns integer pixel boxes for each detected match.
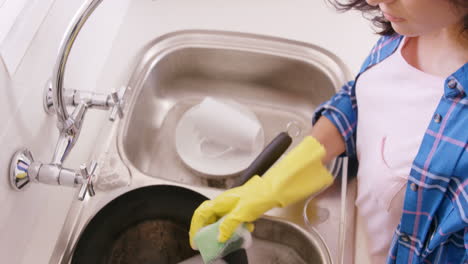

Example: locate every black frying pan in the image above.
[72,132,292,264]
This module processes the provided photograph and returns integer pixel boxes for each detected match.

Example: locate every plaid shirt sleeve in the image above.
[312,80,358,158]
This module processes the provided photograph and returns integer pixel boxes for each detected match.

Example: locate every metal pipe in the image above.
[51,0,104,126]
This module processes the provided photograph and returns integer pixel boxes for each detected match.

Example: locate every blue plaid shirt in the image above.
[313,35,468,263]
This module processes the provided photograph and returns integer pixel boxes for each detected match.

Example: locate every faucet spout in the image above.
[51,0,104,125]
[52,102,88,164]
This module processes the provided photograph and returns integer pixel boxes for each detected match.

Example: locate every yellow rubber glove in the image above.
[189,136,334,248]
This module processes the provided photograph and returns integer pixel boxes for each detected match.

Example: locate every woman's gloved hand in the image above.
[189,136,334,248]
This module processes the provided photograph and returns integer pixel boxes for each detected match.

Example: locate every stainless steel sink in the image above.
[50,30,357,264]
[121,30,349,188]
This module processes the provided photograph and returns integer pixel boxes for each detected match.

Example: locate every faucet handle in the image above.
[78,160,98,201]
[109,87,125,121]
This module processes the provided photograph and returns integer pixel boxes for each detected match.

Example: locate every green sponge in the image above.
[194,218,252,264]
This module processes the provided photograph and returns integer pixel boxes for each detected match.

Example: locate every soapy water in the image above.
[248,238,307,264]
[177,254,226,264]
[178,238,307,264]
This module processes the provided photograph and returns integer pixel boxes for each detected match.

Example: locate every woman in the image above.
[190,0,468,262]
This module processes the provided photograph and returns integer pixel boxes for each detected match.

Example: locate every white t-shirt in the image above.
[355,37,445,263]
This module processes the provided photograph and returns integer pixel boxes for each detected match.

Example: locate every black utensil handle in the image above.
[234,132,292,186]
[223,132,292,264]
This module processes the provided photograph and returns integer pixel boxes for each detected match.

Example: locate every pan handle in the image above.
[234,132,292,187]
[223,131,292,264]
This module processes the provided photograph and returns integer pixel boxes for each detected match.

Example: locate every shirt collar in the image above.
[445,63,468,98]
[361,34,467,99]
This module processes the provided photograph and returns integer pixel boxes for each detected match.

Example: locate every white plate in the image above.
[175,99,264,177]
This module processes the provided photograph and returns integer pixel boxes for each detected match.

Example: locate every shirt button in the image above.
[410,183,418,191]
[448,79,457,89]
[401,234,410,242]
[434,114,442,123]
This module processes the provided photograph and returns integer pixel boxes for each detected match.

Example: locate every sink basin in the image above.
[250,217,331,263]
[70,185,331,264]
[121,30,349,188]
[49,30,356,264]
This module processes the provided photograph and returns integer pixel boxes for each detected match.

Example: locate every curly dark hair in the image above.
[329,0,468,35]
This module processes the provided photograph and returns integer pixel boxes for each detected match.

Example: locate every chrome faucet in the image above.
[9,0,123,200]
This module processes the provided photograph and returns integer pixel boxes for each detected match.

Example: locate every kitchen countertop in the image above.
[60,0,379,263]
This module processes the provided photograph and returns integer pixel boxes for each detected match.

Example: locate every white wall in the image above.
[0,0,129,263]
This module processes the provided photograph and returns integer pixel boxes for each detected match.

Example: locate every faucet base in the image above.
[10,149,34,191]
